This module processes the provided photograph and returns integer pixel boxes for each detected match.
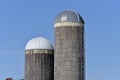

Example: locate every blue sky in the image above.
[0,0,120,80]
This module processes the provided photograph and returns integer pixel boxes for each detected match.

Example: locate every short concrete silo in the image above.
[54,10,85,80]
[25,37,54,80]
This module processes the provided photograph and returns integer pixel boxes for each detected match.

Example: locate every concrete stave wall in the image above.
[25,49,54,80]
[54,25,85,80]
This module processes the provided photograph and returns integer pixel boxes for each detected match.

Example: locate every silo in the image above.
[25,37,54,80]
[54,10,85,80]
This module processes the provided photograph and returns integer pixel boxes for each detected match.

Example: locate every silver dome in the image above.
[25,37,53,50]
[55,10,84,23]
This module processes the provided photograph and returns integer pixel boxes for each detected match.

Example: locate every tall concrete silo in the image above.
[54,10,85,80]
[25,37,54,80]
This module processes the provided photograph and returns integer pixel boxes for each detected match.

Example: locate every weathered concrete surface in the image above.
[25,49,54,80]
[54,24,85,80]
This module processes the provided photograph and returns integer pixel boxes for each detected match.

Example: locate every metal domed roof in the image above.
[55,10,84,23]
[25,37,53,50]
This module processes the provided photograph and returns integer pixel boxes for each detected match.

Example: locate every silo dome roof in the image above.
[55,10,84,23]
[25,37,53,50]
